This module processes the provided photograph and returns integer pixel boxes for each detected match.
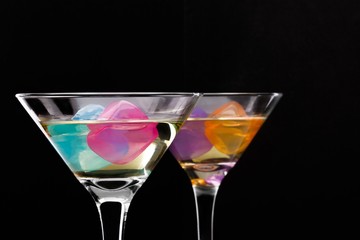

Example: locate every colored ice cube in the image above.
[87,127,129,164]
[208,101,247,118]
[72,104,105,120]
[205,101,248,155]
[97,101,146,120]
[191,107,209,118]
[170,107,212,161]
[48,124,110,172]
[87,100,159,165]
[77,148,113,172]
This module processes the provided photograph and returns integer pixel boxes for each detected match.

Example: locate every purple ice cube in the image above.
[170,107,212,161]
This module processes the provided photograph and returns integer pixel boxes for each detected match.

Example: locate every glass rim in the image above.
[202,92,283,97]
[15,92,202,98]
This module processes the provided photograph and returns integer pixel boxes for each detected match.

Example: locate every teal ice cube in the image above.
[48,123,88,135]
[49,124,110,172]
[77,149,111,172]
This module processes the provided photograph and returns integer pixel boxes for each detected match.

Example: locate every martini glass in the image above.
[15,92,201,240]
[169,92,282,240]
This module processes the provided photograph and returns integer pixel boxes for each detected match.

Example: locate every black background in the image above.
[3,0,360,239]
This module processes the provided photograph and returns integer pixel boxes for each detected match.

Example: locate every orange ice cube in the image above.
[208,101,247,118]
[204,101,263,155]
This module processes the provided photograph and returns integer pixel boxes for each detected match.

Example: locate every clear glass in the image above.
[15,92,202,240]
[169,92,283,240]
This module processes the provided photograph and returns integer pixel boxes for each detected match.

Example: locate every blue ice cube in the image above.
[72,104,105,120]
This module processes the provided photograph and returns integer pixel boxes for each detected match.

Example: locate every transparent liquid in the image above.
[42,120,181,190]
[170,117,265,189]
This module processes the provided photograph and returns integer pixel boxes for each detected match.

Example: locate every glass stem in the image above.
[193,186,219,240]
[82,179,139,240]
[95,201,129,240]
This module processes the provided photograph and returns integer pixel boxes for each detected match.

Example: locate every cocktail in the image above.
[15,92,201,240]
[169,92,282,240]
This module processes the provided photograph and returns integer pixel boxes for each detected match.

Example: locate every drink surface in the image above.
[42,120,180,180]
[170,117,265,189]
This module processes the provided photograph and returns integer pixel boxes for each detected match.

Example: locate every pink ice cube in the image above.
[87,100,158,165]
